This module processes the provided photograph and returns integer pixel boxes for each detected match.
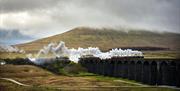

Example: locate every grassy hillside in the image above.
[0,65,177,91]
[0,64,136,88]
[17,27,180,53]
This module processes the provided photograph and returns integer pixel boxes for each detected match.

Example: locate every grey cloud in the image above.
[56,0,179,32]
[74,0,180,31]
[0,0,179,39]
[0,28,33,45]
[0,0,59,13]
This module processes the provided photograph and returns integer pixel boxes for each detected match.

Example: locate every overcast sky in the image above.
[0,0,180,38]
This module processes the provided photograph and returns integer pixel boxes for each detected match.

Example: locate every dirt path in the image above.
[0,78,30,86]
[113,80,146,86]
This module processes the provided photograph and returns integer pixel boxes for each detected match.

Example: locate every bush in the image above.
[40,60,87,75]
[2,58,34,65]
[39,60,70,74]
[63,62,87,75]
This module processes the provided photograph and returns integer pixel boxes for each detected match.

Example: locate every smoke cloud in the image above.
[28,41,142,64]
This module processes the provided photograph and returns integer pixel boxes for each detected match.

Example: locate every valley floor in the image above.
[0,65,178,91]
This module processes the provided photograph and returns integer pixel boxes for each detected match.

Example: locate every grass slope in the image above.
[17,27,180,53]
[0,65,177,91]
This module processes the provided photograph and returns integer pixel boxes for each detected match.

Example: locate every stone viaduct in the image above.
[79,57,180,87]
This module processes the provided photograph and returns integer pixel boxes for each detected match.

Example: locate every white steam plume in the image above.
[27,41,143,64]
